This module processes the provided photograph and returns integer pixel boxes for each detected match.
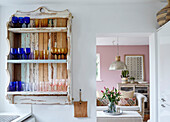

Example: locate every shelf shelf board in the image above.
[8,27,67,33]
[7,59,67,64]
[7,91,68,95]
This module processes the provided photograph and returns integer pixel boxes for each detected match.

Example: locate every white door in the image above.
[158,22,170,122]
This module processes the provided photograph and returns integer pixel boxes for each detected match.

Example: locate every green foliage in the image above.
[129,77,135,81]
[121,70,129,78]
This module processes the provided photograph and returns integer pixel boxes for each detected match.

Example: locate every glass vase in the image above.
[108,101,116,112]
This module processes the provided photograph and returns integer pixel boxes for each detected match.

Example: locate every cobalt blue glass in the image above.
[25,48,31,59]
[19,17,24,28]
[21,82,26,91]
[16,81,22,91]
[24,17,30,28]
[8,81,16,91]
[10,48,18,59]
[12,16,18,28]
[18,48,24,59]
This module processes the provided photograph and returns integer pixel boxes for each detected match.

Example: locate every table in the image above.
[97,111,143,122]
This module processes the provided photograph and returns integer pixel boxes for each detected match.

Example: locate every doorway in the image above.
[96,33,154,122]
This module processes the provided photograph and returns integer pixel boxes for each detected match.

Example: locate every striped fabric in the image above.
[118,97,136,106]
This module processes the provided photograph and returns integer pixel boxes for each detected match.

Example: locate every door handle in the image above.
[161,98,166,102]
[161,104,166,108]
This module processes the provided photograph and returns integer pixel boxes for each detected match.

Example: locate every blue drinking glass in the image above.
[19,17,24,28]
[25,48,31,59]
[21,82,26,91]
[16,81,22,91]
[8,81,16,91]
[10,48,18,59]
[24,17,30,28]
[18,48,24,59]
[12,16,18,28]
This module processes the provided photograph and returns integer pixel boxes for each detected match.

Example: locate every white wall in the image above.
[0,2,165,122]
[157,22,170,122]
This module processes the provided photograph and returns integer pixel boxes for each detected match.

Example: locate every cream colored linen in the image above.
[120,91,134,98]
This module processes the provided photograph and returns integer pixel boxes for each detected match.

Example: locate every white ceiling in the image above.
[0,0,163,6]
[96,36,149,46]
[160,0,167,2]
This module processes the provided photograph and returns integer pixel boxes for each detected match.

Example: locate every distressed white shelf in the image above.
[7,91,67,95]
[6,7,72,105]
[7,59,67,64]
[8,27,67,33]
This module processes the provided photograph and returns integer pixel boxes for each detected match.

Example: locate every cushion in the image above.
[118,97,136,106]
[96,90,103,98]
[97,98,109,106]
[120,91,134,98]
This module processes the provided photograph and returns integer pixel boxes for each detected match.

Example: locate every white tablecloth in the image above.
[97,111,142,122]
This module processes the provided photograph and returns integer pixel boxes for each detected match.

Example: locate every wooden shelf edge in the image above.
[7,91,68,95]
[8,27,67,33]
[6,92,72,105]
[7,59,67,64]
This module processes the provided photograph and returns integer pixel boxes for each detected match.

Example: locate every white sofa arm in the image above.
[135,93,147,111]
[135,93,147,118]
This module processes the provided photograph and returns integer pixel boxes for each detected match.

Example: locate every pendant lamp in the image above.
[109,37,127,70]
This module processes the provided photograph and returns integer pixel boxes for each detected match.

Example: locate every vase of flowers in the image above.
[101,87,121,112]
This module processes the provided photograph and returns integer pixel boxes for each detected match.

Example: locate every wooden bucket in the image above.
[157,0,170,27]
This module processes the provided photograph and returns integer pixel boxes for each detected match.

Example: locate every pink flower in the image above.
[111,94,113,97]
[118,91,121,94]
[104,87,106,90]
[113,87,114,90]
[108,91,110,94]
[101,90,104,93]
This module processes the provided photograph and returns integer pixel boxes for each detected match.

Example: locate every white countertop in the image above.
[0,112,32,122]
[97,111,142,118]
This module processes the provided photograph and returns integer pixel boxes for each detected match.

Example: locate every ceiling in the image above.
[0,0,163,6]
[96,36,149,46]
[160,0,167,2]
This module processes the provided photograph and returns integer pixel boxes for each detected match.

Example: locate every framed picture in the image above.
[124,55,145,81]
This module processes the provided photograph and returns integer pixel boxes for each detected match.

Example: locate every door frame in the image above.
[96,32,158,122]
[149,32,158,122]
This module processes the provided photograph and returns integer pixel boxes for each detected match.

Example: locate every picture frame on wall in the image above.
[124,55,145,81]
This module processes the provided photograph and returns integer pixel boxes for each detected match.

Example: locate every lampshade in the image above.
[109,56,127,70]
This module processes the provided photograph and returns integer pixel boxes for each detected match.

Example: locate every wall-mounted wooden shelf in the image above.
[6,7,72,105]
[7,60,67,64]
[8,27,67,33]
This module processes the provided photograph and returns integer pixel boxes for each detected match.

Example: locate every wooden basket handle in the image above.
[79,89,82,102]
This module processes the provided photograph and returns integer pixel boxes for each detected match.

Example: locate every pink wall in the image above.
[96,45,149,91]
